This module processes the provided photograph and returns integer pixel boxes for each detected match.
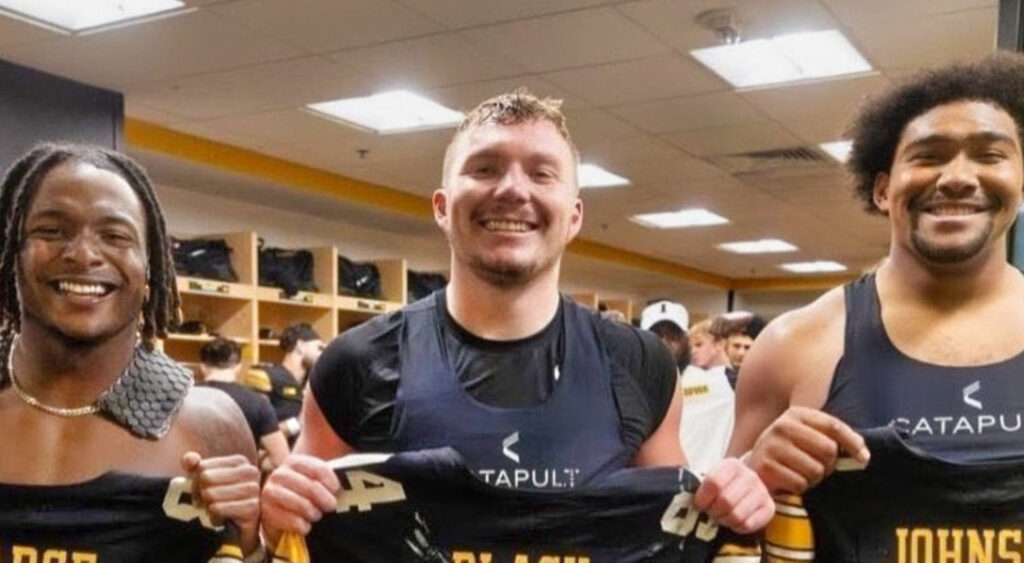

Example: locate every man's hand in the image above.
[260,454,341,549]
[181,452,262,555]
[744,406,870,495]
[695,457,775,534]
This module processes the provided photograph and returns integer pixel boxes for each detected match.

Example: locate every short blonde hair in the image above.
[441,88,578,186]
[689,319,715,340]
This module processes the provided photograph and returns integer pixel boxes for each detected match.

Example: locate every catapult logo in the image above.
[892,381,1024,437]
[475,431,581,490]
[963,381,982,410]
[502,431,520,463]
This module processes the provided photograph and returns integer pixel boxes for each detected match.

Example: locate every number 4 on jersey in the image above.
[337,470,407,513]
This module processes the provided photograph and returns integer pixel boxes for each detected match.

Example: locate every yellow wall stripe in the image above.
[125,118,855,292]
[125,119,431,220]
[567,238,730,288]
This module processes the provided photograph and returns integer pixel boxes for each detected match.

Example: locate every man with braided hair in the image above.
[261,91,773,556]
[0,143,263,562]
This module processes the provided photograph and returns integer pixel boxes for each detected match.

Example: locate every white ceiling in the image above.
[0,0,1000,286]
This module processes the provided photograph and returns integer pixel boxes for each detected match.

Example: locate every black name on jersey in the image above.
[897,527,1024,562]
[0,546,98,562]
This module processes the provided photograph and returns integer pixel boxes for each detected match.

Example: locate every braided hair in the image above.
[0,143,180,356]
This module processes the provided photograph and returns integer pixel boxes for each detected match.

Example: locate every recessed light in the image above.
[819,140,853,163]
[690,30,872,88]
[307,90,464,135]
[631,208,729,229]
[719,239,797,254]
[578,163,629,188]
[780,260,847,273]
[0,0,189,34]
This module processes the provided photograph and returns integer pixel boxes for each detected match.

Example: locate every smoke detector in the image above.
[695,8,742,45]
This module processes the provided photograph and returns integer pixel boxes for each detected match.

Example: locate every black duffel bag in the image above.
[407,270,448,302]
[171,237,239,282]
[338,256,382,298]
[259,241,318,297]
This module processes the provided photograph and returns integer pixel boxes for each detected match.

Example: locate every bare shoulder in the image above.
[728,285,848,454]
[746,284,847,404]
[175,386,257,461]
[764,285,846,349]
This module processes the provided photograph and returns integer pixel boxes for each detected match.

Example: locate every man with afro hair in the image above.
[729,53,1024,560]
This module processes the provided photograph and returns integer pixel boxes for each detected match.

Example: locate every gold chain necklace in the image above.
[6,339,101,417]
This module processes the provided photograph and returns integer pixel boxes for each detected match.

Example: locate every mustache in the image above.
[908,193,998,212]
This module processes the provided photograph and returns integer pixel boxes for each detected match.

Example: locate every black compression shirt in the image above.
[310,293,677,453]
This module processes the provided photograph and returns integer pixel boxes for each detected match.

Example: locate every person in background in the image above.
[200,337,289,470]
[246,322,324,443]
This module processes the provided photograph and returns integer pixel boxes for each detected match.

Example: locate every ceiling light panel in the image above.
[690,30,872,88]
[631,208,729,229]
[780,260,847,273]
[819,140,853,163]
[0,0,186,33]
[307,90,464,135]
[578,163,629,188]
[718,239,797,254]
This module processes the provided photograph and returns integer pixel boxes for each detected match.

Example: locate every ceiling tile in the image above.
[211,0,443,53]
[845,7,997,71]
[618,0,839,53]
[1,10,301,89]
[0,13,56,49]
[610,91,765,134]
[427,75,578,114]
[783,113,852,144]
[328,32,528,90]
[199,108,369,148]
[564,107,644,146]
[581,134,683,170]
[544,54,724,107]
[124,100,191,125]
[613,155,736,187]
[660,119,802,156]
[821,0,995,29]
[396,0,619,28]
[128,56,371,120]
[462,7,669,73]
[739,73,889,120]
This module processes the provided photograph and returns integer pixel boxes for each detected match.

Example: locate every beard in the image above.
[464,248,560,288]
[910,215,994,264]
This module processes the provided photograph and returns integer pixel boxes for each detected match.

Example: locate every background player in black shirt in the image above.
[200,337,289,470]
[247,322,324,442]
[729,52,1024,528]
[0,144,263,559]
[262,90,773,547]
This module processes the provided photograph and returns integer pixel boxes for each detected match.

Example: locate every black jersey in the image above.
[273,448,725,563]
[803,426,1024,563]
[310,292,676,455]
[203,380,279,443]
[0,471,242,562]
[825,274,1024,461]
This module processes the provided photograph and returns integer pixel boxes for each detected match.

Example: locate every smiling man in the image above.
[261,90,773,553]
[0,144,262,562]
[727,54,1024,560]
